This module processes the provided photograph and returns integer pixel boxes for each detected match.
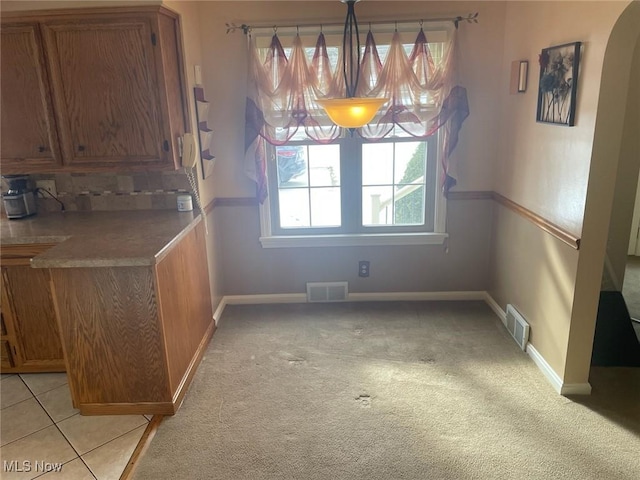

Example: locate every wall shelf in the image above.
[194,86,215,179]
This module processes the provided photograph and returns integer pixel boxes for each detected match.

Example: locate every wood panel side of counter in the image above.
[155,220,214,400]
[50,266,172,409]
[48,218,214,415]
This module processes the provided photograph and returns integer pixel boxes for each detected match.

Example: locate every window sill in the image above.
[259,232,448,248]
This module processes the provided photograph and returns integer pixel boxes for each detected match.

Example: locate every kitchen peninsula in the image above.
[0,210,214,415]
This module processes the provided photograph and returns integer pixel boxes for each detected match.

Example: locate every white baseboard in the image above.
[215,291,485,323]
[213,293,306,325]
[348,291,487,302]
[224,293,308,305]
[525,343,592,396]
[525,343,565,394]
[559,383,592,395]
[484,292,592,396]
[223,291,486,306]
[212,297,227,325]
[483,292,507,327]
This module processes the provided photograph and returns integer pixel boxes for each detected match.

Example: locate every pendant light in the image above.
[316,0,388,128]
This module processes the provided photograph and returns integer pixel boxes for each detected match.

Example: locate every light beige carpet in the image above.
[133,301,640,480]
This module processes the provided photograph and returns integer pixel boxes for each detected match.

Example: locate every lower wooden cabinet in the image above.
[0,244,66,373]
[1,340,14,370]
[50,219,214,415]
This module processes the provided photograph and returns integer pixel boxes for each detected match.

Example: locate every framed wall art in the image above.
[536,41,582,126]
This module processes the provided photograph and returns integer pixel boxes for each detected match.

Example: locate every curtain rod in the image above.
[226,12,478,35]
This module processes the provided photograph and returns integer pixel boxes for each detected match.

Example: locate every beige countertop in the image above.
[1,210,200,268]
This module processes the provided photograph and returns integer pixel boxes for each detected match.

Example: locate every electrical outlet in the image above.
[358,261,370,277]
[36,180,57,198]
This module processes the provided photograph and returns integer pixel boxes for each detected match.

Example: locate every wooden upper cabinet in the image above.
[42,16,168,168]
[0,24,63,172]
[0,7,188,174]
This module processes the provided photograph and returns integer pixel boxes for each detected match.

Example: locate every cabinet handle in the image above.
[77,145,86,152]
[38,146,48,153]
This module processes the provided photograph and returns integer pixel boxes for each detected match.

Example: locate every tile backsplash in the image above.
[1,171,192,213]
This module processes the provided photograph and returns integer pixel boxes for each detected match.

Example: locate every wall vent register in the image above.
[506,304,531,350]
[306,282,348,302]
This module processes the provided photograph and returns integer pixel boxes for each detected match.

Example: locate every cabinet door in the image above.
[42,16,170,169]
[1,266,65,371]
[1,285,16,369]
[0,23,63,173]
[1,341,14,370]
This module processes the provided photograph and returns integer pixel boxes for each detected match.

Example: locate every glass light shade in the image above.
[316,97,388,129]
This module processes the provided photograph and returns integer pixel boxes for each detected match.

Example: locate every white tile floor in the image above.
[0,373,149,479]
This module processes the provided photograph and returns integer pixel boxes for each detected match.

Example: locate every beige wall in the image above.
[198,1,506,196]
[217,200,492,295]
[490,205,579,375]
[491,0,634,385]
[495,1,628,236]
[163,0,223,309]
[196,1,505,296]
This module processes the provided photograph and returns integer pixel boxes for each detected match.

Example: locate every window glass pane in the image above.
[394,185,425,225]
[310,187,341,227]
[396,142,426,184]
[309,145,340,187]
[279,188,310,228]
[362,143,393,185]
[276,145,308,187]
[362,140,428,227]
[362,185,394,226]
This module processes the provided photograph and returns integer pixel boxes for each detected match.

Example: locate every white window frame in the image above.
[255,24,451,248]
[259,134,447,249]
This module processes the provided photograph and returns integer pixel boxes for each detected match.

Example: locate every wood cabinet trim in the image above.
[1,5,176,22]
[120,415,164,480]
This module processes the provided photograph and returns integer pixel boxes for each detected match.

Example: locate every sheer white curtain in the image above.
[244,25,469,202]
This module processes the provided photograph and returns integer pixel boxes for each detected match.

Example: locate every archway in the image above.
[563,0,640,385]
[592,34,640,366]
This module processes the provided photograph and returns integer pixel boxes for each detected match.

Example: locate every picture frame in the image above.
[536,41,581,126]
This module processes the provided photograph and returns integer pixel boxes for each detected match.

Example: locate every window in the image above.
[251,25,456,248]
[261,132,446,248]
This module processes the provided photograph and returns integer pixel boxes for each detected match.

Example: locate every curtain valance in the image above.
[244,26,469,202]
